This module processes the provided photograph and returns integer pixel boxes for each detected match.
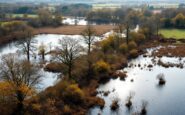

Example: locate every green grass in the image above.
[159,29,185,39]
[6,14,38,18]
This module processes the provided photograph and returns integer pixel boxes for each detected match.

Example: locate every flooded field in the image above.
[89,47,185,115]
[0,34,105,89]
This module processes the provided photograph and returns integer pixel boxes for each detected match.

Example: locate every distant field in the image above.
[92,4,121,10]
[160,29,185,39]
[6,14,38,18]
[34,25,115,35]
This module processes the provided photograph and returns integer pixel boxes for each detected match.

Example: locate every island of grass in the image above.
[160,29,185,39]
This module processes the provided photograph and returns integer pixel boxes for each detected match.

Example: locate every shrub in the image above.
[87,97,105,109]
[135,33,146,45]
[129,49,138,58]
[31,103,41,113]
[119,43,128,54]
[128,41,137,50]
[140,100,148,115]
[94,60,110,74]
[156,73,166,85]
[64,84,85,105]
[110,99,119,111]
[44,62,64,73]
[125,91,135,109]
[130,32,145,45]
[112,71,127,80]
[63,105,72,115]
[100,35,115,53]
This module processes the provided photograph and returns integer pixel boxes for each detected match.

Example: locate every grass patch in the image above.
[6,14,38,18]
[160,29,185,39]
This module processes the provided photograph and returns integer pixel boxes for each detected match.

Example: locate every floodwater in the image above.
[63,17,88,25]
[0,34,102,90]
[89,47,185,115]
[0,25,138,90]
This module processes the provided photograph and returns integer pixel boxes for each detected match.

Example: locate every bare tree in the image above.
[125,21,130,45]
[82,25,96,77]
[0,54,42,114]
[38,42,47,61]
[16,27,37,62]
[115,23,125,34]
[113,24,125,52]
[82,25,96,55]
[57,37,82,79]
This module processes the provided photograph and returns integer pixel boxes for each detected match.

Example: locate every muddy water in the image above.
[89,47,185,115]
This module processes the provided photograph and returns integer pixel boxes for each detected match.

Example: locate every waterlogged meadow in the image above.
[89,46,185,115]
[0,33,106,89]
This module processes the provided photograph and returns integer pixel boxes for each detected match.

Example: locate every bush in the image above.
[140,100,148,115]
[135,33,146,45]
[125,91,135,109]
[87,97,105,109]
[129,49,138,58]
[128,41,137,50]
[63,105,72,115]
[156,73,166,85]
[110,99,119,111]
[94,60,110,74]
[100,35,115,53]
[64,84,85,105]
[130,32,145,45]
[119,43,128,54]
[44,62,64,73]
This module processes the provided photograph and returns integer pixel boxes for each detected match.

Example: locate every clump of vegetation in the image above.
[38,42,47,61]
[100,35,115,53]
[110,98,119,111]
[128,41,137,50]
[0,54,42,115]
[63,105,72,115]
[157,73,166,85]
[140,100,148,115]
[64,84,85,105]
[125,91,135,109]
[112,71,127,80]
[129,49,139,58]
[130,32,146,45]
[103,91,110,96]
[44,62,63,73]
[94,60,110,74]
[119,43,128,54]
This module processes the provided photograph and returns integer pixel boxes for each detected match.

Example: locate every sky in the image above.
[0,0,184,4]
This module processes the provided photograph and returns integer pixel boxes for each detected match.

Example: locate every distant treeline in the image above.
[87,8,185,29]
[160,9,185,28]
[0,3,91,17]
